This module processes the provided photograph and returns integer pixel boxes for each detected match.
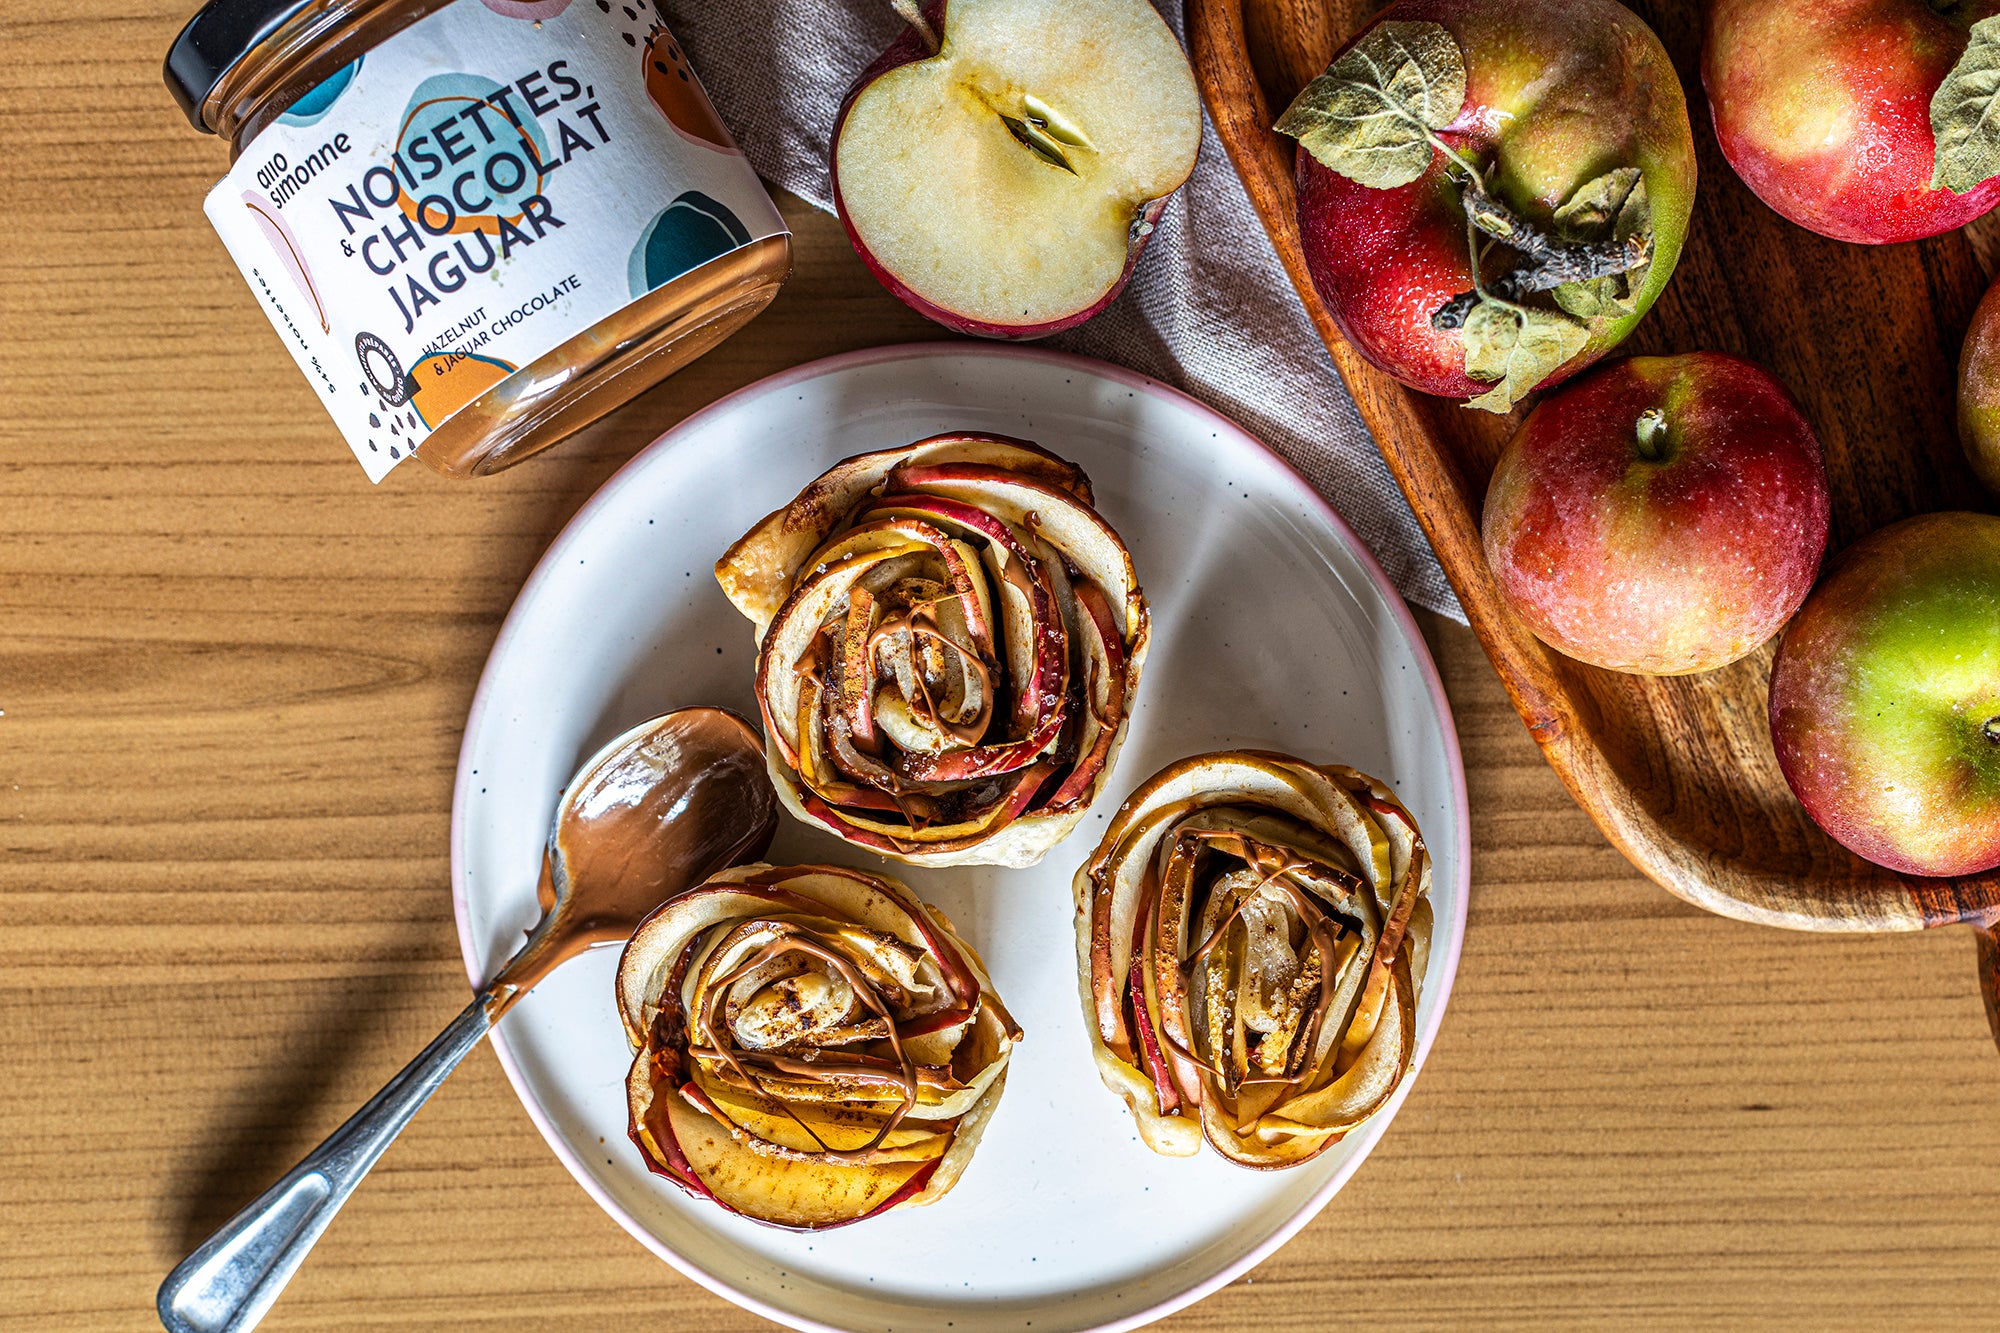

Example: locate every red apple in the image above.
[1958,272,2000,493]
[830,0,1200,339]
[1278,0,1697,412]
[1483,352,1830,675]
[1703,0,2000,244]
[1769,512,2000,877]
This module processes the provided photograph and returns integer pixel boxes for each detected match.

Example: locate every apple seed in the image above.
[1023,93,1094,150]
[999,114,1079,174]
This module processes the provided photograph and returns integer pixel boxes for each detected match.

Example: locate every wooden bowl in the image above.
[1187,0,2000,1049]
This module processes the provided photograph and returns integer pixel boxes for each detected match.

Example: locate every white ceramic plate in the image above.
[452,344,1468,1333]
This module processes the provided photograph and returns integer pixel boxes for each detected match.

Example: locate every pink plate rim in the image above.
[450,339,1471,1333]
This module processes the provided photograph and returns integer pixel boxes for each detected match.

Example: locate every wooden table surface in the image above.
[5,6,1998,1329]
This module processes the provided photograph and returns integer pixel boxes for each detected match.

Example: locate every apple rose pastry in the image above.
[716,434,1149,868]
[617,862,1019,1229]
[1075,752,1433,1168]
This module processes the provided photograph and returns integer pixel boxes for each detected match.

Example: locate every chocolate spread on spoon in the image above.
[494,707,778,1008]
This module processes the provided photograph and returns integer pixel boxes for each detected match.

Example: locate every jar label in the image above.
[204,0,786,481]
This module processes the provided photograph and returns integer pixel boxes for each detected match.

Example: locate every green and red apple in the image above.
[1769,512,2000,878]
[1958,273,2000,493]
[1703,0,2000,244]
[1484,353,1830,675]
[1276,0,1697,412]
[830,0,1201,339]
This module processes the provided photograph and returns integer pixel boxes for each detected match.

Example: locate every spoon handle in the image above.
[156,992,497,1333]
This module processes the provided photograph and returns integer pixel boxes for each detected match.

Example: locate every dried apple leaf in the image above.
[1460,301,1588,413]
[1931,15,2000,193]
[1552,168,1651,321]
[1552,167,1644,236]
[1274,20,1467,190]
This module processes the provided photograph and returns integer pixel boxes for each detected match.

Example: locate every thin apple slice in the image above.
[1128,961,1179,1116]
[872,492,1070,731]
[618,883,831,1039]
[656,1078,936,1227]
[1045,579,1132,810]
[755,537,929,765]
[684,1077,954,1162]
[799,760,1053,853]
[831,0,1201,335]
[884,465,1144,635]
[716,433,1087,629]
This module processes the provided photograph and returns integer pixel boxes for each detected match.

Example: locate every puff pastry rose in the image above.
[1075,751,1433,1168]
[716,434,1148,868]
[617,863,1019,1229]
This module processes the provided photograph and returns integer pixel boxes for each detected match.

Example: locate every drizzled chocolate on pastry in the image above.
[1075,751,1433,1168]
[717,434,1149,869]
[617,862,1019,1228]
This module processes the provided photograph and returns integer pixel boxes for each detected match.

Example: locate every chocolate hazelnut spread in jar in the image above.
[165,0,791,480]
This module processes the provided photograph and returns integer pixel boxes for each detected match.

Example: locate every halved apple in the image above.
[831,0,1202,338]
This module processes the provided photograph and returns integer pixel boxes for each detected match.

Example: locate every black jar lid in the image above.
[163,0,316,133]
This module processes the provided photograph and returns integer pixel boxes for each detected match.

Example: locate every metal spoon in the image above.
[157,707,779,1333]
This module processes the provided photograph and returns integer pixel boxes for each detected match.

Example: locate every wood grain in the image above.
[2,3,1998,1329]
[1187,0,2000,1035]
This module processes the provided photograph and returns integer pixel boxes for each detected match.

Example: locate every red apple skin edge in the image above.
[828,183,1169,341]
[1769,512,2000,879]
[828,0,1184,341]
[1294,0,1697,400]
[1482,352,1830,676]
[1957,273,2000,493]
[1704,0,2000,245]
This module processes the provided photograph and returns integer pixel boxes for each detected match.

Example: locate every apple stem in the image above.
[889,0,940,55]
[1428,134,1486,192]
[1634,408,1669,461]
[1431,173,1650,331]
[1461,207,1496,306]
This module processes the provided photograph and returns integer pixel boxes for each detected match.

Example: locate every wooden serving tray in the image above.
[1187,0,2000,1048]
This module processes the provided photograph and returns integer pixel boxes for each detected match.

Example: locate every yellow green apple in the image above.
[1769,512,2000,877]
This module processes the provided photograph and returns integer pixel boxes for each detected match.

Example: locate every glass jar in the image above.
[166,0,791,480]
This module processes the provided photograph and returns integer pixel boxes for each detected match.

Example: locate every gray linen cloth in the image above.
[664,0,1463,620]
